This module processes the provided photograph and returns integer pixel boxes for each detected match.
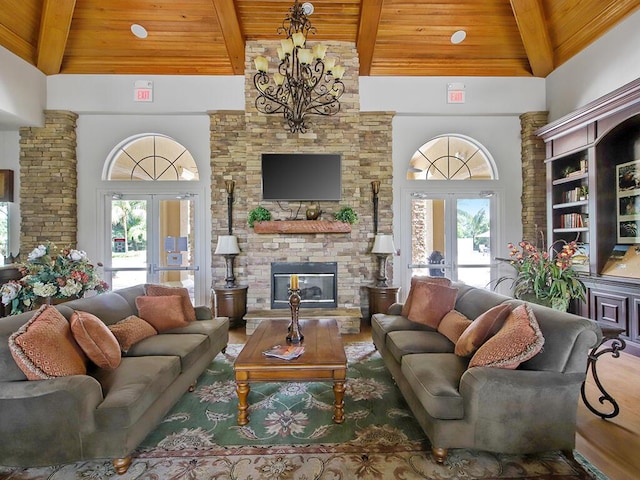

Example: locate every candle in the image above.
[290,274,299,290]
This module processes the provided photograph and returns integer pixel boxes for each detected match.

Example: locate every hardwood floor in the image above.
[229,322,637,480]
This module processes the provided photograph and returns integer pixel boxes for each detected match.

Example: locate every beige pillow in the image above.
[454,304,511,357]
[70,310,121,369]
[469,304,545,369]
[401,276,452,318]
[145,284,196,322]
[406,282,458,329]
[136,295,190,332]
[109,315,157,352]
[8,306,87,380]
[437,310,472,344]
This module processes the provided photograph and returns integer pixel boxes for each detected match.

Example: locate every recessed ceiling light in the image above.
[451,30,466,44]
[131,24,148,39]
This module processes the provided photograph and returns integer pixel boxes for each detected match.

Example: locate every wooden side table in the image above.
[212,285,248,328]
[367,285,400,320]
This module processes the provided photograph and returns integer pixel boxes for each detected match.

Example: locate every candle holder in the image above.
[287,288,304,344]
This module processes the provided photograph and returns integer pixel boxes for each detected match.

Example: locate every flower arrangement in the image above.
[1,242,109,315]
[496,239,586,311]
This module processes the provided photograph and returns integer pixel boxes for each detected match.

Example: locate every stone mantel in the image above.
[253,220,352,234]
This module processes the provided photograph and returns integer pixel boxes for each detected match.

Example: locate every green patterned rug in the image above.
[0,343,604,479]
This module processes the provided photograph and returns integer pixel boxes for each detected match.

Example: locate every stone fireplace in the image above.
[271,262,338,309]
[209,40,394,314]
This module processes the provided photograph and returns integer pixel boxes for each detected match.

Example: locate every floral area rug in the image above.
[0,343,602,479]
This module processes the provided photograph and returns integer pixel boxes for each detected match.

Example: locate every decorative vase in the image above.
[305,204,322,220]
[287,289,304,344]
[518,292,568,312]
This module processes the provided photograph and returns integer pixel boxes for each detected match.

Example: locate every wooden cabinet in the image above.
[212,285,248,328]
[539,78,640,356]
[366,285,400,320]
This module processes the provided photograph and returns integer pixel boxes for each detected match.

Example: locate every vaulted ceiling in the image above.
[1,0,638,78]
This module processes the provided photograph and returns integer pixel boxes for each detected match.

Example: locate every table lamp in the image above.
[371,233,396,287]
[215,235,240,287]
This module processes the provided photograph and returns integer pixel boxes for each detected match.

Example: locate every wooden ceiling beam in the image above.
[212,0,245,75]
[357,0,384,76]
[510,0,554,77]
[36,0,76,75]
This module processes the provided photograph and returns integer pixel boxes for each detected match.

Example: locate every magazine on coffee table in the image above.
[262,344,305,360]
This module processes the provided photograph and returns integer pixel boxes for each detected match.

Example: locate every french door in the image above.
[103,193,202,303]
[408,193,495,288]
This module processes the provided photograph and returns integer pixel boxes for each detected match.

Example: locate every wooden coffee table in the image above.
[234,318,347,426]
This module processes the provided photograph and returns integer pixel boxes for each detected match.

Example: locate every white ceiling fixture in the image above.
[131,24,148,39]
[451,30,466,44]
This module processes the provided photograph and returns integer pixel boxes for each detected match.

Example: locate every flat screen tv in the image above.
[261,153,342,201]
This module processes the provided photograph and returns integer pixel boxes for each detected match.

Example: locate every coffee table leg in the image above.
[236,381,250,425]
[333,381,345,424]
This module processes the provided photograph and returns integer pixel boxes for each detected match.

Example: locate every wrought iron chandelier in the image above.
[253,1,345,133]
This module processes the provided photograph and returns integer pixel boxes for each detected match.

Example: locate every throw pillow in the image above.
[437,310,472,344]
[469,304,545,369]
[135,295,190,332]
[70,310,121,369]
[401,276,452,318]
[454,304,512,357]
[145,284,196,322]
[109,315,157,353]
[8,305,87,380]
[406,282,458,329]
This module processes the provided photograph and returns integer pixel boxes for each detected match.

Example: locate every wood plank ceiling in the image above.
[0,0,638,78]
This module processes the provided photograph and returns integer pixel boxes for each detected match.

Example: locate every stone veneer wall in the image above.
[210,40,394,312]
[19,110,78,253]
[520,111,549,244]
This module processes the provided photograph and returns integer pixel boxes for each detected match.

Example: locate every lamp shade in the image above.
[215,235,240,255]
[371,234,396,254]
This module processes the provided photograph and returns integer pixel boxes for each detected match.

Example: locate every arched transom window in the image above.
[407,134,496,180]
[105,134,199,181]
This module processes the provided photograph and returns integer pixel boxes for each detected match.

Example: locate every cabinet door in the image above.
[590,289,629,334]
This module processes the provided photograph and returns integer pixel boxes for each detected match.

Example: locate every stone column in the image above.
[19,110,78,253]
[519,111,548,245]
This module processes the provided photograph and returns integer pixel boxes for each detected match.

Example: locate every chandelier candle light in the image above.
[253,1,345,133]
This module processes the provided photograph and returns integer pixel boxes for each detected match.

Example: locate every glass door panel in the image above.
[409,194,493,288]
[105,195,199,303]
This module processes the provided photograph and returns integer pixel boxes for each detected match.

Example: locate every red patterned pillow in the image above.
[70,310,121,369]
[109,315,157,352]
[406,282,458,329]
[145,284,196,322]
[454,304,511,357]
[136,295,190,332]
[401,276,452,318]
[8,305,87,380]
[469,304,545,369]
[437,310,472,344]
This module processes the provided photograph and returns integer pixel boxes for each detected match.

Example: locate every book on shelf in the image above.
[559,213,588,228]
[262,344,305,360]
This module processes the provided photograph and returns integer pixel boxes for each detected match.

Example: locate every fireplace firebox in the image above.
[271,262,337,309]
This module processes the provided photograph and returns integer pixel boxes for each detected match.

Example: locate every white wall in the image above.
[546,9,640,121]
[0,47,46,129]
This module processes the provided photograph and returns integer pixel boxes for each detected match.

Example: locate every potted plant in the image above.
[248,206,272,228]
[333,206,358,225]
[494,239,586,311]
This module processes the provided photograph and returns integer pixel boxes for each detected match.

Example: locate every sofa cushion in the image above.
[386,330,455,364]
[401,353,468,420]
[407,282,458,329]
[136,295,191,332]
[93,355,180,430]
[145,284,196,322]
[125,333,210,371]
[8,306,87,380]
[469,304,545,369]
[401,276,452,318]
[455,304,511,357]
[109,315,158,352]
[437,310,472,344]
[70,310,121,369]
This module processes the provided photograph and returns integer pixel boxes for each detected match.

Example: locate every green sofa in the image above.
[372,281,602,463]
[0,284,229,474]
